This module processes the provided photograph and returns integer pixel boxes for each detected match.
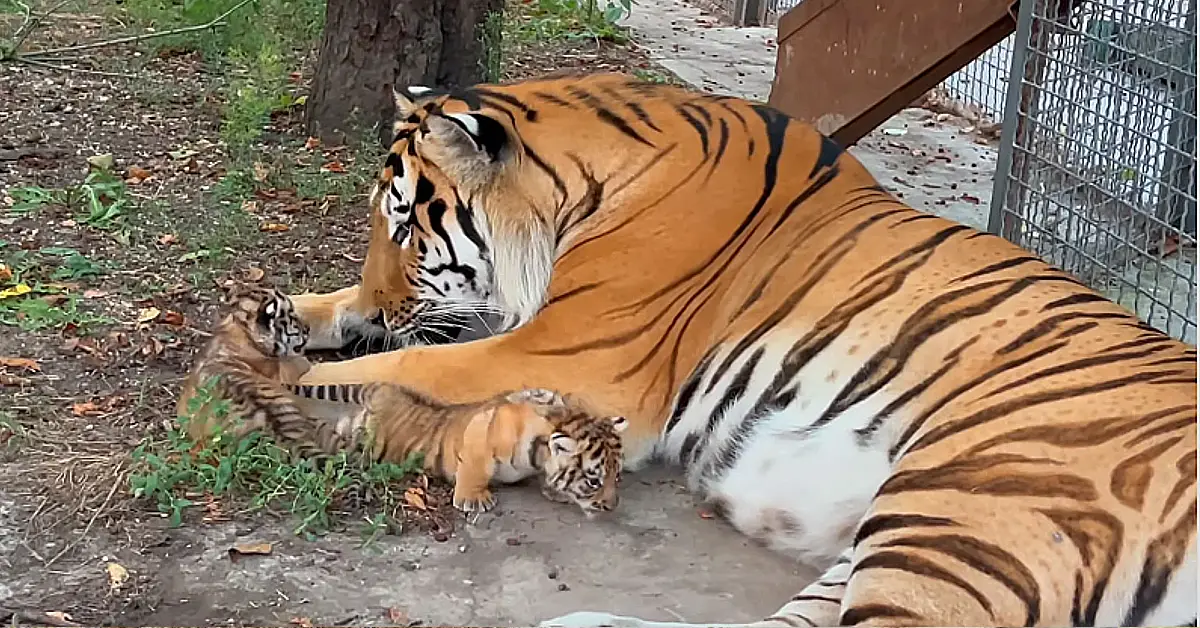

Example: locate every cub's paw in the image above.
[539,611,649,628]
[453,487,497,514]
[508,388,565,407]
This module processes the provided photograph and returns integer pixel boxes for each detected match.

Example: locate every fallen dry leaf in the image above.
[0,283,32,299]
[0,356,40,371]
[72,401,100,416]
[304,136,321,151]
[961,194,981,205]
[243,266,265,282]
[385,607,409,624]
[126,165,152,182]
[0,263,11,282]
[321,160,347,173]
[230,542,273,556]
[82,289,109,299]
[44,611,74,623]
[107,561,129,591]
[289,618,313,628]
[161,310,185,326]
[252,161,270,183]
[259,222,291,233]
[136,306,161,324]
[698,509,714,520]
[403,486,428,511]
[158,233,178,245]
[241,199,261,214]
[0,373,31,386]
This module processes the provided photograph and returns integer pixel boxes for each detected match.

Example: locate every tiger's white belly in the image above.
[654,330,901,568]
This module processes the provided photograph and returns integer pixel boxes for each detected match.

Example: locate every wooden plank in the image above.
[768,0,1018,146]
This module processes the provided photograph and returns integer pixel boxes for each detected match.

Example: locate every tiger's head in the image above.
[334,74,660,349]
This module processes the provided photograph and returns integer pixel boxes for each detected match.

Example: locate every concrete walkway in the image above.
[620,0,1001,232]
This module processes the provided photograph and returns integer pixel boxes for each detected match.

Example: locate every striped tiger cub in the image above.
[287,382,628,515]
[176,285,336,456]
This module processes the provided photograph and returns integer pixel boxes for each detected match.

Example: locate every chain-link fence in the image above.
[933,0,1197,344]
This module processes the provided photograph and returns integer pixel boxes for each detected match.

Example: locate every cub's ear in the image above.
[424,111,510,164]
[549,432,578,456]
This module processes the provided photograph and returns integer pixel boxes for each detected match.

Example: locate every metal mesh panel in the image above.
[937,34,1017,126]
[991,0,1197,344]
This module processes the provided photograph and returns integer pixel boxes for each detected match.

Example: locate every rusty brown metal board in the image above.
[768,0,1018,146]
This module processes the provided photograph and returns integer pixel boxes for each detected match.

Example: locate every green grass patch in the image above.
[0,244,114,332]
[506,0,632,44]
[130,377,423,540]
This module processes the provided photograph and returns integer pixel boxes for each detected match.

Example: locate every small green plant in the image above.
[0,292,111,331]
[6,185,57,216]
[129,377,424,538]
[39,247,106,280]
[509,0,631,43]
[480,10,505,83]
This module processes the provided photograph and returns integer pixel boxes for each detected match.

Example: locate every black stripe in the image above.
[665,346,719,434]
[475,88,538,121]
[840,603,921,626]
[676,103,710,157]
[952,255,1044,283]
[996,311,1129,354]
[701,347,764,439]
[880,534,1041,625]
[852,550,994,617]
[568,86,655,147]
[853,513,956,547]
[455,201,487,253]
[533,90,578,109]
[809,132,842,178]
[985,345,1173,398]
[523,142,567,199]
[905,370,1188,455]
[1042,292,1111,310]
[789,594,841,604]
[889,340,1069,459]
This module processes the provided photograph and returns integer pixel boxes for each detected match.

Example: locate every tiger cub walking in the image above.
[286,382,628,516]
[176,285,334,456]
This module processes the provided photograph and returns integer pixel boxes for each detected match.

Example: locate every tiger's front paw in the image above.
[453,486,497,514]
[508,387,565,407]
[539,611,648,628]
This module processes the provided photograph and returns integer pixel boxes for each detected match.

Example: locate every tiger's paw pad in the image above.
[453,489,497,514]
[539,611,648,628]
[508,388,564,407]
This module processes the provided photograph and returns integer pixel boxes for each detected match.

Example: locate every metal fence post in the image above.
[988,0,1037,236]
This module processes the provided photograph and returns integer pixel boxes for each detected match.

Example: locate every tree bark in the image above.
[305,0,502,144]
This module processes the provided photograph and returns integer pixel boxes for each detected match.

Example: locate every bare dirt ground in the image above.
[0,4,818,626]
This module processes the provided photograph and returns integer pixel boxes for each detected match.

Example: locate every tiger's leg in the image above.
[287,286,366,351]
[453,409,500,513]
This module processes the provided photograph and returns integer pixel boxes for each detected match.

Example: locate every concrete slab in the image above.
[122,469,815,626]
[621,0,776,102]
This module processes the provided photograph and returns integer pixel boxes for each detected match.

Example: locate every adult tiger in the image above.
[288,73,1197,627]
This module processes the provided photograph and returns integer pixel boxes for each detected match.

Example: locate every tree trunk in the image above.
[305,0,502,144]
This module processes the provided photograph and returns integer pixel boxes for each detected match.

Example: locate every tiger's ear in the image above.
[424,111,510,165]
[549,432,577,456]
[392,85,436,119]
[609,416,629,433]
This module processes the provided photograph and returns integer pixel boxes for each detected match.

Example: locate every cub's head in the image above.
[539,401,628,516]
[224,285,309,357]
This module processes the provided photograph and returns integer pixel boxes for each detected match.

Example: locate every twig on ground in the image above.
[15,55,137,78]
[7,0,72,58]
[21,0,253,58]
[0,147,67,162]
[43,467,122,568]
[0,608,82,627]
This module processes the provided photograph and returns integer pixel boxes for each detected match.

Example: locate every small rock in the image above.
[433,532,450,543]
[505,537,522,546]
[547,567,559,580]
[557,584,570,592]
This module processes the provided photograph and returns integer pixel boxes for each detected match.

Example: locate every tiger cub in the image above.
[176,285,331,456]
[286,382,628,516]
